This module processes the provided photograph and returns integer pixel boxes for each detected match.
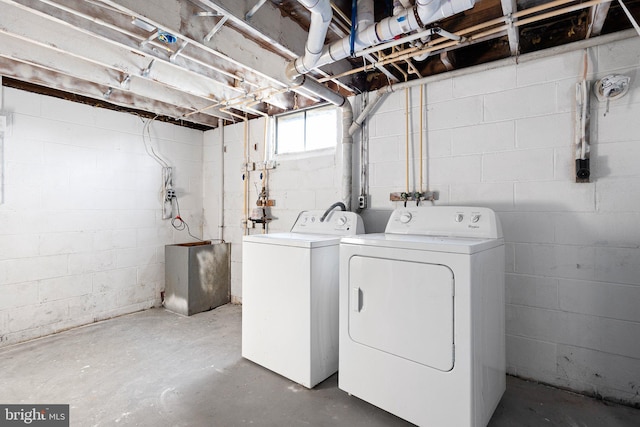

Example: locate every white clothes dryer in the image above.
[242,208,364,388]
[339,206,505,427]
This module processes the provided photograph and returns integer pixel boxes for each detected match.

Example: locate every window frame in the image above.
[274,104,338,155]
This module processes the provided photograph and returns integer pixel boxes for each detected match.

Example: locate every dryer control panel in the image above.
[386,206,502,239]
[291,210,365,235]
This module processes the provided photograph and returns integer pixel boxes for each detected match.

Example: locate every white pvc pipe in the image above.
[357,0,375,32]
[311,0,475,70]
[349,91,388,135]
[218,122,225,241]
[291,0,333,75]
[377,28,636,95]
[342,101,354,211]
[394,0,412,16]
[357,28,437,57]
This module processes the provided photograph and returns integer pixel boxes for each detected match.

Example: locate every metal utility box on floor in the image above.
[164,241,230,316]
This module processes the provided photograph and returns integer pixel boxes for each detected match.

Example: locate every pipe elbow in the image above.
[285,60,302,81]
[417,0,475,27]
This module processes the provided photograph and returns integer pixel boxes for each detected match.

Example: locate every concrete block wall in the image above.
[0,87,204,347]
[202,37,640,406]
[365,37,640,406]
[203,116,342,301]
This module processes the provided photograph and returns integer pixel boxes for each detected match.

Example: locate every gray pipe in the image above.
[349,91,388,136]
[342,101,353,211]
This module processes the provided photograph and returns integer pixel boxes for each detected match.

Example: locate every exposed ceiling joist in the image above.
[501,0,520,55]
[0,2,240,116]
[588,2,613,37]
[1,0,638,129]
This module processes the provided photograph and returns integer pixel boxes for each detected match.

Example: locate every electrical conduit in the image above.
[218,121,225,241]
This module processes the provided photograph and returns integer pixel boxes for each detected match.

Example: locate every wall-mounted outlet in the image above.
[358,195,368,209]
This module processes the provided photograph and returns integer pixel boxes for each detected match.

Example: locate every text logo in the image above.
[0,405,68,426]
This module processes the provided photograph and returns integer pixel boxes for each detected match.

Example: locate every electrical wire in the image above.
[141,116,169,167]
[170,196,224,243]
[171,196,202,241]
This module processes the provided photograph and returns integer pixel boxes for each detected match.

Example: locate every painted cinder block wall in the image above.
[0,87,204,346]
[365,37,640,406]
[203,117,343,299]
[204,36,640,406]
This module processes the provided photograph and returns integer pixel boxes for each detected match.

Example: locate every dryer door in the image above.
[348,255,454,371]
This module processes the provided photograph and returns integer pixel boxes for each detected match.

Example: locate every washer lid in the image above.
[341,233,503,254]
[243,232,341,248]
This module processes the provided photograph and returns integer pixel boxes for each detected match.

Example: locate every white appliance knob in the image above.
[310,216,316,222]
[455,213,464,223]
[400,212,412,224]
[337,216,347,226]
[471,214,481,223]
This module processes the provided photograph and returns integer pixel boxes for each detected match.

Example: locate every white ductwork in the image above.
[288,0,475,77]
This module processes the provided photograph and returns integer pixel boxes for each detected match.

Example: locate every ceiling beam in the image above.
[3,0,249,96]
[587,2,612,37]
[0,10,237,123]
[0,60,220,128]
[100,0,300,84]
[99,0,356,102]
[501,0,520,56]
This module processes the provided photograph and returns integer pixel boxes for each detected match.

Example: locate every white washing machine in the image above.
[339,206,505,427]
[242,209,364,388]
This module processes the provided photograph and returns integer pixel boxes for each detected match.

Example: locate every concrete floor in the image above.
[0,304,638,427]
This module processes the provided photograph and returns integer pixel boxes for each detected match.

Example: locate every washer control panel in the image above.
[386,206,501,239]
[291,210,365,235]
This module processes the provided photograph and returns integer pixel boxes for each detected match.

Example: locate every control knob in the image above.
[471,214,481,223]
[455,213,464,223]
[336,216,348,226]
[399,212,412,224]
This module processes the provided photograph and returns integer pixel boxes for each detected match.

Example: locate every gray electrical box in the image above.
[164,241,230,316]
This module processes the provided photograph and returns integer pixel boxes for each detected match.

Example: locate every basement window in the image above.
[275,105,337,154]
